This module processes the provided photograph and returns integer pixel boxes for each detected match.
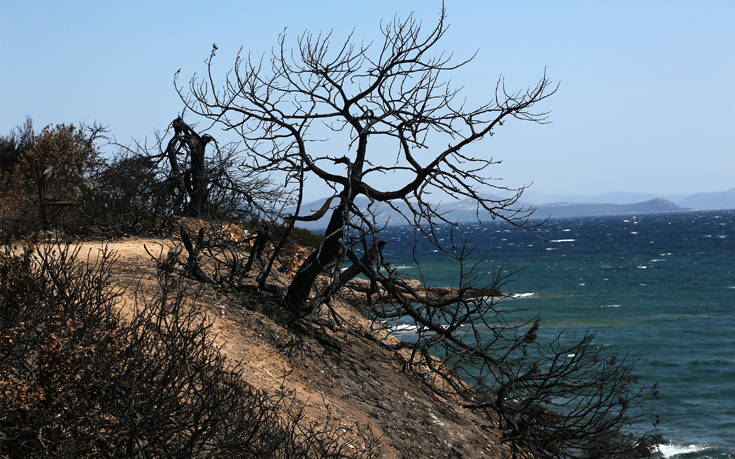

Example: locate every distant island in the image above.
[294,187,735,229]
[535,198,683,219]
[523,187,735,211]
[525,187,735,219]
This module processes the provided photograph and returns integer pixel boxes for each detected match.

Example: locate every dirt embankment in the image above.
[71,237,512,458]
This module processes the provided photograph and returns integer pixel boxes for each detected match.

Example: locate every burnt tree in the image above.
[164,116,213,217]
[178,11,554,315]
[175,9,659,456]
[120,116,282,223]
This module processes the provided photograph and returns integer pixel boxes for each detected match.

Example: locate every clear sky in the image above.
[2,1,733,201]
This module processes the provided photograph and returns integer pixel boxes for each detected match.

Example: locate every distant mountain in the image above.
[534,198,683,219]
[522,190,688,205]
[292,187,735,230]
[292,196,686,230]
[522,188,735,209]
[677,188,735,210]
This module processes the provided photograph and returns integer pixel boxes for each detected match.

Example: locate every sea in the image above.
[376,209,735,458]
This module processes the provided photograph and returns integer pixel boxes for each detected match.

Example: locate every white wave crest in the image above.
[508,292,535,299]
[389,323,454,334]
[655,441,711,458]
[550,239,575,243]
[389,324,418,333]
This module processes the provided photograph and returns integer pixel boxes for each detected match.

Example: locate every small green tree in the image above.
[14,123,103,229]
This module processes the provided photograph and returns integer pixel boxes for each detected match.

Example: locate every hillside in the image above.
[1,212,660,458]
[51,237,512,458]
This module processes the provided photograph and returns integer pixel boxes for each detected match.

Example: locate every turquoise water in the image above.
[378,210,735,458]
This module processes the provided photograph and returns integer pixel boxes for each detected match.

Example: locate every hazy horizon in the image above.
[300,186,735,205]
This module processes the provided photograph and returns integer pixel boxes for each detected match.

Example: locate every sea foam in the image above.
[389,323,455,334]
[508,292,535,299]
[390,324,419,334]
[654,441,711,458]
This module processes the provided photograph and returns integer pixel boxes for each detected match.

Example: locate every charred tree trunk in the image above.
[166,117,212,218]
[179,226,214,284]
[35,167,74,230]
[284,195,348,316]
[244,224,269,275]
[186,135,209,217]
[36,170,49,230]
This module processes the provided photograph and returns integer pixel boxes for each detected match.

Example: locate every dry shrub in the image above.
[0,191,38,243]
[0,243,377,457]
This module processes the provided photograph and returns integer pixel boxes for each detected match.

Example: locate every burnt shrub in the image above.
[0,243,376,457]
[77,154,174,236]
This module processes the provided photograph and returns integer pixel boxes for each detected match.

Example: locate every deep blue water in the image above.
[377,210,735,458]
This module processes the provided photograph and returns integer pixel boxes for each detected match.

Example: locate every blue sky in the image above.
[2,1,733,201]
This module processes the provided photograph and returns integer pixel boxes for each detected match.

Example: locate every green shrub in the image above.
[288,226,323,249]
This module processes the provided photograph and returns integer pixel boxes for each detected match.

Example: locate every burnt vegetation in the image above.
[0,243,377,457]
[0,7,658,458]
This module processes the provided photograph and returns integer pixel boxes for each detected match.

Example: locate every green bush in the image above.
[288,226,323,249]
